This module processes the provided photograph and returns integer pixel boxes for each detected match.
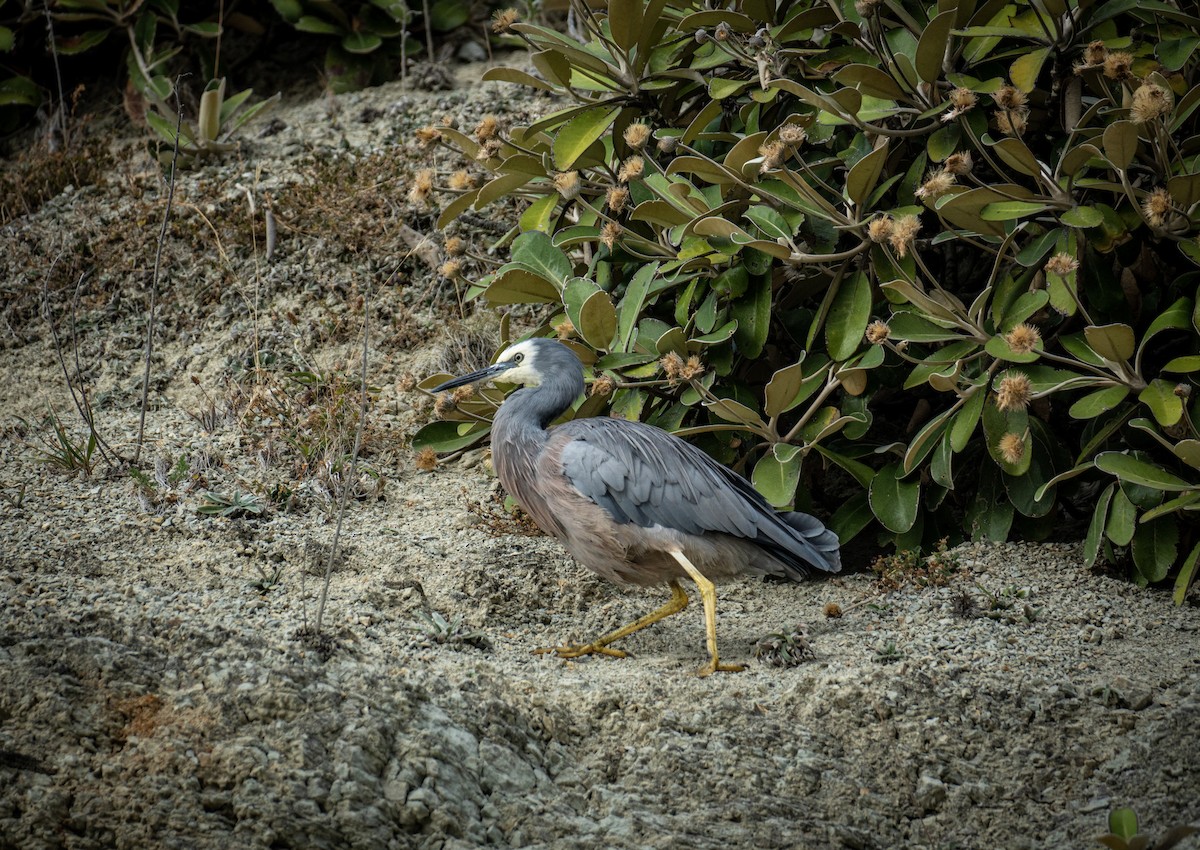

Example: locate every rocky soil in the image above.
[1,56,1199,850]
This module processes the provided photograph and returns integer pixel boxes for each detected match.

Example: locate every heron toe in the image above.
[534,643,628,660]
[696,658,747,677]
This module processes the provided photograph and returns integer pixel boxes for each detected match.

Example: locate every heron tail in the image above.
[776,511,842,574]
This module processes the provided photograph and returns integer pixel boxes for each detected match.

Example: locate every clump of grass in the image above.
[0,136,111,226]
[197,489,264,518]
[464,486,543,537]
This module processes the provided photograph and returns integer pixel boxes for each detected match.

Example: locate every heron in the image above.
[433,338,841,676]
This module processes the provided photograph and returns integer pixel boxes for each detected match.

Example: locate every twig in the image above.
[421,0,435,64]
[315,278,371,635]
[135,76,185,465]
[42,5,68,149]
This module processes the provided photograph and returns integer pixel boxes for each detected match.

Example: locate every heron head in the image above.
[432,338,579,392]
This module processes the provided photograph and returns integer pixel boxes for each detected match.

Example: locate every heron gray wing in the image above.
[556,417,838,573]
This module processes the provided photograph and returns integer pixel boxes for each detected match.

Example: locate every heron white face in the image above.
[495,340,543,386]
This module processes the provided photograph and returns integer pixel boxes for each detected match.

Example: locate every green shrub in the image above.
[418,0,1200,599]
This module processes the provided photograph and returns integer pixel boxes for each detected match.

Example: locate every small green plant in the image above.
[0,482,26,511]
[873,640,903,664]
[249,562,285,593]
[754,624,815,668]
[1097,806,1196,850]
[144,76,279,167]
[977,583,1040,623]
[198,489,264,518]
[33,411,97,475]
[406,609,490,650]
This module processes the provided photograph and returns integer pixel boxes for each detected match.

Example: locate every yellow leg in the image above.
[669,550,746,677]
[534,581,690,660]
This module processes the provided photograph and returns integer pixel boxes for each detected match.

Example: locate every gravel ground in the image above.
[2,56,1199,850]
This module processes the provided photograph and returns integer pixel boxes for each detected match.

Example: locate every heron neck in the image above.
[493,372,582,437]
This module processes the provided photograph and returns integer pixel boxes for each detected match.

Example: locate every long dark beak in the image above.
[432,360,516,392]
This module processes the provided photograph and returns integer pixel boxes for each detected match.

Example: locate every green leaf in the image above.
[1163,355,1200,373]
[1085,483,1115,566]
[1174,542,1200,605]
[825,271,871,361]
[0,75,39,107]
[846,144,888,206]
[1059,205,1105,228]
[553,105,620,170]
[1106,486,1137,546]
[916,10,956,83]
[927,124,961,162]
[1158,37,1200,71]
[607,0,643,50]
[1133,516,1179,584]
[1095,452,1194,492]
[296,15,343,34]
[1102,120,1138,170]
[481,67,553,91]
[979,200,1051,221]
[1069,385,1129,419]
[428,0,469,30]
[1175,440,1200,470]
[764,360,806,418]
[411,421,490,453]
[0,27,12,53]
[483,267,559,304]
[1084,323,1135,362]
[829,491,875,544]
[732,274,771,359]
[951,388,986,452]
[985,334,1042,363]
[342,31,383,53]
[752,448,802,508]
[1109,808,1139,841]
[868,463,920,533]
[1010,47,1051,92]
[1139,379,1185,427]
[512,230,572,288]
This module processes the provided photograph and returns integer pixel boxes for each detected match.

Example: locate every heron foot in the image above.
[696,658,747,677]
[533,643,628,660]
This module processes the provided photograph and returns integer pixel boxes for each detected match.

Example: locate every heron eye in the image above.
[513,353,524,363]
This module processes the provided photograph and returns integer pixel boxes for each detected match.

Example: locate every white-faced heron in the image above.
[434,338,841,675]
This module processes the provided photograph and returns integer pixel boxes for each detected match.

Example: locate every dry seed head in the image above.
[438,259,462,279]
[1175,383,1192,399]
[434,393,458,417]
[1103,51,1135,80]
[606,185,629,213]
[715,22,732,40]
[474,114,500,142]
[890,215,921,258]
[408,169,435,203]
[995,109,1027,136]
[447,170,476,191]
[415,447,439,472]
[618,155,645,183]
[868,216,895,243]
[823,602,843,619]
[492,7,519,33]
[415,125,442,147]
[553,170,581,200]
[1131,83,1171,123]
[656,135,678,154]
[554,318,575,340]
[680,355,705,381]
[916,169,956,200]
[623,122,651,150]
[949,87,978,111]
[451,385,476,404]
[865,320,891,345]
[944,151,973,176]
[396,373,417,392]
[1084,40,1108,66]
[475,138,503,161]
[1005,323,1041,354]
[660,351,686,382]
[445,236,466,256]
[758,140,787,170]
[993,85,1028,111]
[996,372,1032,412]
[1044,252,1078,276]
[591,374,616,397]
[600,221,622,249]
[778,123,807,146]
[998,432,1025,465]
[1143,187,1173,227]
[855,0,883,16]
